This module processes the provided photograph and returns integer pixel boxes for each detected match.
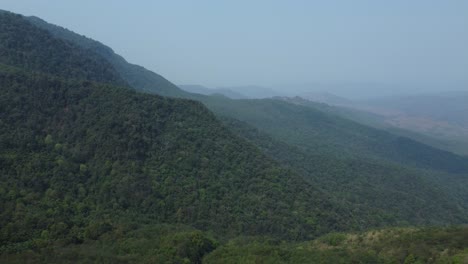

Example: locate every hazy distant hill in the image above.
[278,96,468,156]
[298,91,354,106]
[361,92,468,128]
[27,7,468,213]
[215,85,283,99]
[179,84,247,99]
[1,10,361,253]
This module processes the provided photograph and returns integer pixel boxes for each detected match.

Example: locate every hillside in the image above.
[279,96,468,156]
[0,64,355,249]
[201,96,468,174]
[0,11,361,251]
[359,92,468,155]
[25,9,468,172]
[221,117,468,226]
[23,9,468,220]
[1,9,468,263]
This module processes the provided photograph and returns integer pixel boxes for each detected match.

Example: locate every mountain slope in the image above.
[1,10,468,262]
[201,96,468,174]
[0,64,354,249]
[26,10,468,173]
[23,10,468,225]
[221,117,468,226]
[0,11,361,252]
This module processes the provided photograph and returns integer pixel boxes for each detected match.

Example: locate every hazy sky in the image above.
[2,1,468,94]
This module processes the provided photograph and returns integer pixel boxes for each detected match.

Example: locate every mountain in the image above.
[23,8,468,216]
[201,96,468,174]
[179,84,247,99]
[0,10,362,253]
[362,92,468,126]
[221,117,468,226]
[297,91,354,106]
[359,92,468,141]
[27,11,468,172]
[2,9,468,263]
[26,8,468,217]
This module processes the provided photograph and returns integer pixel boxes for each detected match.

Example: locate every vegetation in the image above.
[1,10,467,263]
[204,226,468,264]
[222,117,468,226]
[25,8,468,173]
[0,224,217,264]
[0,64,359,251]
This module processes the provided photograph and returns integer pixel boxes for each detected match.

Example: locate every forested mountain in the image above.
[35,15,468,173]
[213,85,283,99]
[1,9,468,263]
[200,96,468,174]
[23,8,468,219]
[24,9,468,171]
[0,10,362,246]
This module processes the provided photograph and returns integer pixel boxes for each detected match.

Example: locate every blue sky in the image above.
[2,1,467,95]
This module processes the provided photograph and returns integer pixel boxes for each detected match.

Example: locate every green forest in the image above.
[0,10,467,263]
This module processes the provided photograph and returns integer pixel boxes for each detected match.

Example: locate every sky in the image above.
[2,1,468,96]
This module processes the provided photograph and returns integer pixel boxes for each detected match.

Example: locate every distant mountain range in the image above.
[178,84,247,99]
[179,84,283,99]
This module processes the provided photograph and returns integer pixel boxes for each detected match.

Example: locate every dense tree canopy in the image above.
[1,10,467,263]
